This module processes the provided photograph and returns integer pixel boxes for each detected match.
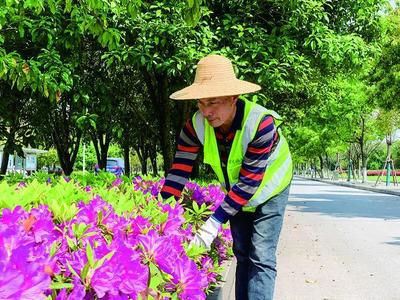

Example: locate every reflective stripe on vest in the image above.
[192,99,293,211]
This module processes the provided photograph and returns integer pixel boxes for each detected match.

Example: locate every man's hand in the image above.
[190,217,221,250]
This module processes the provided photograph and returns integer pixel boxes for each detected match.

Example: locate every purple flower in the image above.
[179,224,194,241]
[128,216,151,237]
[132,176,143,191]
[0,177,232,300]
[0,266,51,300]
[168,257,208,300]
[158,203,185,235]
[0,206,28,227]
[201,256,217,285]
[90,243,148,298]
[29,205,59,244]
[0,222,52,300]
[111,178,123,188]
[17,181,27,189]
[137,230,171,263]
[69,277,86,299]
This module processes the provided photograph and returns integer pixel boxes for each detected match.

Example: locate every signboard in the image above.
[0,153,15,169]
[15,156,24,169]
[25,154,37,170]
[8,155,14,169]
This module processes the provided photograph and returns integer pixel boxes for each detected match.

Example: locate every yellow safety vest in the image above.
[192,99,293,212]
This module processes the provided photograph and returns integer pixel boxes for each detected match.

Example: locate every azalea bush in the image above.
[0,176,232,299]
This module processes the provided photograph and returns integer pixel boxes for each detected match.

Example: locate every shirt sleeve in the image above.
[212,115,278,223]
[160,119,201,200]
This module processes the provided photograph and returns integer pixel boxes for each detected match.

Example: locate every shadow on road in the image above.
[386,237,400,246]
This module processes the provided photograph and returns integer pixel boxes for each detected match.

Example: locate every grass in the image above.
[367,175,399,184]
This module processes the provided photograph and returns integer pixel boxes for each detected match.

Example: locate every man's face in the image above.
[197,96,237,128]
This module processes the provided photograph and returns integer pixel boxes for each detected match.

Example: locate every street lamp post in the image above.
[82,143,86,172]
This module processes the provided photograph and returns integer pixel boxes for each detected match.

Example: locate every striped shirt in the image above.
[161,99,278,224]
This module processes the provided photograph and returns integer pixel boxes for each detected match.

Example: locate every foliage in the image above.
[0,175,232,299]
[0,0,396,178]
[370,7,400,110]
[37,148,60,169]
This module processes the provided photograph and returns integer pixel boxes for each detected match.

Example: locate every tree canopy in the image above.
[1,0,399,178]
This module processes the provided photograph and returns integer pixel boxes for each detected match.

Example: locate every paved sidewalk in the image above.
[302,175,400,197]
[207,176,400,300]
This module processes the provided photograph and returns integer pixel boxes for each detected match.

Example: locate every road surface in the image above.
[275,177,400,300]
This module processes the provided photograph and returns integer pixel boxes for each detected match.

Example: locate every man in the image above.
[160,54,293,300]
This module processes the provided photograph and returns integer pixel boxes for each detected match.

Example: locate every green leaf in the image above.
[192,201,199,213]
[48,0,56,14]
[86,242,95,268]
[49,241,60,257]
[80,263,90,282]
[148,263,163,290]
[65,0,72,12]
[66,261,80,279]
[66,236,76,250]
[93,250,115,270]
[18,23,25,38]
[187,0,194,8]
[50,282,74,290]
[89,119,97,129]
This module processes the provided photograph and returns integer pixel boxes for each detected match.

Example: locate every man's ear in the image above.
[231,95,239,106]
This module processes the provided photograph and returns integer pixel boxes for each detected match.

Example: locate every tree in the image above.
[0,0,141,175]
[375,108,400,171]
[0,83,36,177]
[371,7,400,110]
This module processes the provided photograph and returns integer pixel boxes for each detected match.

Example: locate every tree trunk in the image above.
[149,147,158,176]
[318,155,324,178]
[157,75,173,173]
[141,159,148,174]
[142,69,174,173]
[0,126,18,178]
[135,147,148,175]
[150,156,157,176]
[359,117,366,182]
[360,156,368,183]
[100,143,108,171]
[362,165,367,182]
[386,136,392,161]
[52,129,81,176]
[92,132,111,170]
[123,143,130,177]
[324,153,330,177]
[0,151,9,179]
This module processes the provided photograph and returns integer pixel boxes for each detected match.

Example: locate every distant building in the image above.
[0,147,47,174]
[394,129,400,141]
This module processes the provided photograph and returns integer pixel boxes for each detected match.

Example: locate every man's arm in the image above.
[160,119,201,199]
[212,115,278,223]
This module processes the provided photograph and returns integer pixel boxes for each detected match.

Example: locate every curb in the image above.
[298,176,400,197]
[207,258,236,300]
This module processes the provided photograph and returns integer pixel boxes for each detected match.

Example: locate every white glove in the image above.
[190,217,221,250]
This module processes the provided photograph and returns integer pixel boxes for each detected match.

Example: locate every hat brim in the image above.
[170,79,261,100]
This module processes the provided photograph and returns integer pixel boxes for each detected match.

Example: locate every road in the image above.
[275,177,400,300]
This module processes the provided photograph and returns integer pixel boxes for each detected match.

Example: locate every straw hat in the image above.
[170,54,261,100]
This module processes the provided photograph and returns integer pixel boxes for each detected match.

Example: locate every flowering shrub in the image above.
[0,176,232,300]
[366,170,400,176]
